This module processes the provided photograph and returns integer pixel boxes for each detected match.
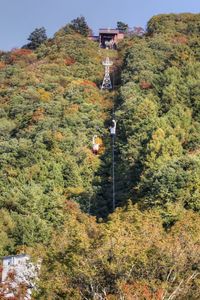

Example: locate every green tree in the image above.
[117,21,129,33]
[69,16,91,37]
[23,27,47,50]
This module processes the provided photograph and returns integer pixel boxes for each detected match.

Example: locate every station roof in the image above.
[99,29,120,34]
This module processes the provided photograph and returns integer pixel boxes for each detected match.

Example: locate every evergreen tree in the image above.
[69,16,91,37]
[117,21,129,32]
[23,27,47,50]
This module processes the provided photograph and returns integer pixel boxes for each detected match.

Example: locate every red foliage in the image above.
[64,57,76,66]
[140,80,152,89]
[64,200,79,211]
[9,48,34,64]
[121,282,164,300]
[172,35,188,45]
[11,49,33,56]
[80,80,97,87]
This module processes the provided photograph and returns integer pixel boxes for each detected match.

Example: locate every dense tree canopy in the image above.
[0,13,200,299]
[116,13,200,218]
[0,25,109,254]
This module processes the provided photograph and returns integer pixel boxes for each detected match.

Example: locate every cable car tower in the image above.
[101,57,113,90]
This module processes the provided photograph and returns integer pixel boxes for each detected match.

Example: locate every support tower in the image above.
[101,57,113,90]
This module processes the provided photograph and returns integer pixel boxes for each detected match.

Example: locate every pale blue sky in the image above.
[0,0,199,50]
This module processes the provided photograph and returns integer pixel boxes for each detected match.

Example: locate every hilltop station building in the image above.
[89,28,125,48]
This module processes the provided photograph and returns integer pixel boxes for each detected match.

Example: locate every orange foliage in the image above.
[172,35,188,45]
[32,107,45,122]
[121,282,164,300]
[181,52,190,61]
[80,80,97,87]
[0,62,6,69]
[64,200,80,212]
[10,49,34,64]
[106,295,117,300]
[64,57,76,66]
[140,80,152,89]
[11,49,33,56]
[65,104,80,114]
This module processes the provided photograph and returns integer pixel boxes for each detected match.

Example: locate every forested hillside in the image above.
[116,13,200,219]
[0,27,112,252]
[0,13,200,299]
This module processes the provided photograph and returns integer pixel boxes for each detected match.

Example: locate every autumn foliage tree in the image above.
[0,12,200,300]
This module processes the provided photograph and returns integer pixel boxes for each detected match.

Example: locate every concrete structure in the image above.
[2,254,30,282]
[1,254,39,299]
[88,29,125,48]
[99,29,124,48]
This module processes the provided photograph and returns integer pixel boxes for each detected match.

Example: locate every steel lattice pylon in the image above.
[101,57,113,90]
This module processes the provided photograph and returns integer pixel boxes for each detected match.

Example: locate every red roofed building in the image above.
[99,28,124,48]
[88,28,125,48]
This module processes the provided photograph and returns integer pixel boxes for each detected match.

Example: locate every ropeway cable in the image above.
[112,67,116,211]
[112,133,115,211]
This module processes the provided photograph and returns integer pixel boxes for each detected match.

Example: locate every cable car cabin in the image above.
[92,135,103,155]
[110,120,116,137]
[99,29,124,49]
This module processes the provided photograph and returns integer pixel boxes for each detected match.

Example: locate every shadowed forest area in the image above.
[0,13,200,299]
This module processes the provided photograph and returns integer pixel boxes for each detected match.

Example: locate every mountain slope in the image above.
[116,13,200,219]
[0,29,111,251]
[0,14,200,300]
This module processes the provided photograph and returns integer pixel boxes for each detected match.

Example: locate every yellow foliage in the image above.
[37,88,51,102]
[64,104,80,115]
[81,147,101,169]
[98,144,105,155]
[54,131,64,141]
[94,137,103,145]
[5,167,18,177]
[65,186,85,196]
[94,137,105,155]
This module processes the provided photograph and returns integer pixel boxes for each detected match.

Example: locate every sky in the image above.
[0,0,199,50]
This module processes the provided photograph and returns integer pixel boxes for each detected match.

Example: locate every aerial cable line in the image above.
[111,69,116,211]
[101,56,116,211]
[112,129,116,211]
